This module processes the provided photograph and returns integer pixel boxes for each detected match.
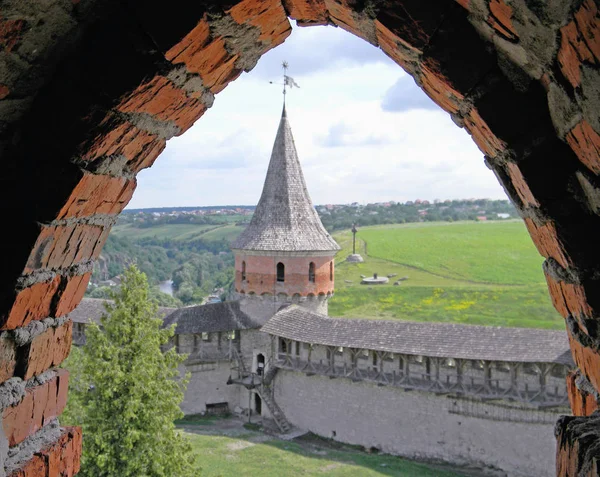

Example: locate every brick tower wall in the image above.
[234,254,335,298]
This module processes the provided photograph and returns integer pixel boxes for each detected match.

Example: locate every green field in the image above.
[358,221,544,285]
[183,418,466,477]
[329,221,563,329]
[110,217,562,329]
[112,222,244,243]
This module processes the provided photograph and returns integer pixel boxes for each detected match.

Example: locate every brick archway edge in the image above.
[0,0,598,474]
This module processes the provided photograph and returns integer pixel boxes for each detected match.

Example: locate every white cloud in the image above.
[128,23,507,209]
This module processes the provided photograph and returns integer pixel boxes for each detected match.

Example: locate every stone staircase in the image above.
[256,385,291,433]
[262,364,279,385]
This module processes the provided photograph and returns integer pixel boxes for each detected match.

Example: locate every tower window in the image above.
[330,262,333,281]
[277,262,285,282]
[241,261,246,281]
[308,262,315,283]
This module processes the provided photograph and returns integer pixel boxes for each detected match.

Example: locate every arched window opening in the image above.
[241,261,246,281]
[277,262,285,282]
[330,262,333,281]
[309,262,316,283]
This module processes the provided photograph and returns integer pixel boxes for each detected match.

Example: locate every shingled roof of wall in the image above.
[162,301,259,334]
[231,106,340,253]
[68,297,176,324]
[261,306,574,365]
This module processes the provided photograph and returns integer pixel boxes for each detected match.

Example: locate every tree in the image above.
[68,265,195,477]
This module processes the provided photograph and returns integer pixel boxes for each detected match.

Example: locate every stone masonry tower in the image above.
[231,106,340,323]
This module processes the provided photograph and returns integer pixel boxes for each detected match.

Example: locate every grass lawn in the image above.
[184,421,466,477]
[356,221,544,285]
[330,221,562,329]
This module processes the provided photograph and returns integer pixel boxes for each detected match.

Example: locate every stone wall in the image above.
[274,370,565,477]
[180,360,241,415]
[237,293,329,325]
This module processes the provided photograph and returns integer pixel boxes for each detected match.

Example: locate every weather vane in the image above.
[270,60,300,105]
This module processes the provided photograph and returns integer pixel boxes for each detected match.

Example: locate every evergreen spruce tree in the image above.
[73,265,195,476]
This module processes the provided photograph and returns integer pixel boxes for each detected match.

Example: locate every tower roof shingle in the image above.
[232,107,340,253]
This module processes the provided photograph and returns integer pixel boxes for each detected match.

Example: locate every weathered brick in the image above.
[0,84,9,99]
[568,332,600,395]
[505,162,539,207]
[2,372,69,447]
[544,273,593,324]
[21,321,73,380]
[79,117,166,173]
[557,0,598,88]
[283,0,329,25]
[487,0,518,41]
[57,173,136,220]
[567,370,599,416]
[2,277,61,330]
[556,414,600,477]
[118,75,207,133]
[55,368,70,414]
[166,20,242,94]
[0,334,17,382]
[463,108,507,157]
[419,64,464,114]
[54,272,92,318]
[323,0,373,44]
[566,120,600,174]
[227,0,291,46]
[375,21,420,73]
[523,218,570,270]
[0,18,27,52]
[24,223,110,274]
[8,426,82,477]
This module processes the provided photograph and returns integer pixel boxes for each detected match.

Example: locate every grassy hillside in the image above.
[329,221,563,329]
[359,221,544,285]
[112,223,219,241]
[112,223,244,244]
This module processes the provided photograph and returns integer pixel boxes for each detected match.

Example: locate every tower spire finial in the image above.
[282,60,289,106]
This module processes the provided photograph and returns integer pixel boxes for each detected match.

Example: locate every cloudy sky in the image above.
[128,23,508,209]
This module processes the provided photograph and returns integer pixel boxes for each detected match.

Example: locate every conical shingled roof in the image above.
[232,107,340,253]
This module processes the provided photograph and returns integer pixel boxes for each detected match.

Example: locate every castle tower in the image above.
[231,106,340,322]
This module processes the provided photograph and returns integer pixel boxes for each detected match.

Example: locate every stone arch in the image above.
[0,0,597,473]
[277,292,288,302]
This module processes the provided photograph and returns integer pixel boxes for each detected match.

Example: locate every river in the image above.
[159,279,174,296]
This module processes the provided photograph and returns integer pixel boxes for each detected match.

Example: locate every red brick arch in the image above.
[0,0,598,474]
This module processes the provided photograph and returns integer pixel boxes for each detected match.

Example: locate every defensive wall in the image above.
[263,306,575,476]
[273,370,562,477]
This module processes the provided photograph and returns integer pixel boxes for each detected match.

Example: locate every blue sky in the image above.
[128,23,508,209]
